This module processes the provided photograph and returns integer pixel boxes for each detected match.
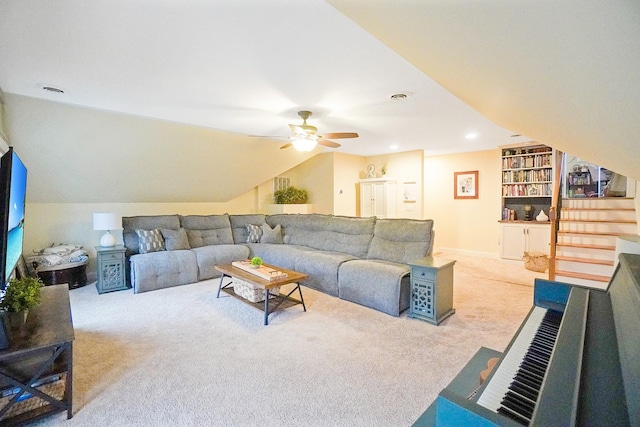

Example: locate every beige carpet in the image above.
[35,253,544,427]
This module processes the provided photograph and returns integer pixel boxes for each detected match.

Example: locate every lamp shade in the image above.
[93,212,120,231]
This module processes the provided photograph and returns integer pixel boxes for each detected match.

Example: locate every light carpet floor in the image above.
[34,253,544,427]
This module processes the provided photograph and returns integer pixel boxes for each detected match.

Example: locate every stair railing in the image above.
[548,150,565,280]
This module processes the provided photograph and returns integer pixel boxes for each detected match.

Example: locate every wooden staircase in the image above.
[554,197,637,289]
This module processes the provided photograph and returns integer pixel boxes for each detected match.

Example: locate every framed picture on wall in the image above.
[454,171,478,199]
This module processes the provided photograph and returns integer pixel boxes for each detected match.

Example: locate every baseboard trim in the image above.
[434,247,499,259]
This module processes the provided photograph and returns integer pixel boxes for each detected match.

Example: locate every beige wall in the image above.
[4,93,318,204]
[25,191,261,274]
[333,153,367,216]
[366,150,423,219]
[424,149,501,256]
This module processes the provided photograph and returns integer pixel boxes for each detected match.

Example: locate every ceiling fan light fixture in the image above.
[292,138,316,152]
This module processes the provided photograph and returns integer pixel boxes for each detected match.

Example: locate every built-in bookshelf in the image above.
[500,144,554,221]
[501,146,553,198]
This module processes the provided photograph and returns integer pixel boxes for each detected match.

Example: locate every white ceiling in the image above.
[0,0,530,158]
[329,0,640,181]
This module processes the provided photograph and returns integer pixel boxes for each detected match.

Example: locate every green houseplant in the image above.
[1,276,44,328]
[273,186,309,204]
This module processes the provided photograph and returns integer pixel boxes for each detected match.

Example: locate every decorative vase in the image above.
[536,210,549,222]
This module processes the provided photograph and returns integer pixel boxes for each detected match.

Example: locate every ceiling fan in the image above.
[258,110,359,152]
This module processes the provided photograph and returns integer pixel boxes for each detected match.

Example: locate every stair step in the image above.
[561,210,637,221]
[561,197,636,210]
[554,270,610,283]
[556,233,619,247]
[558,230,634,236]
[555,256,614,266]
[555,246,615,262]
[556,259,615,277]
[561,207,635,211]
[556,243,615,251]
[559,219,636,224]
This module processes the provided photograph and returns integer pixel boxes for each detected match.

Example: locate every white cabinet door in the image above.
[359,179,396,218]
[360,183,374,217]
[527,224,551,255]
[500,223,527,260]
[372,182,385,217]
[500,223,550,260]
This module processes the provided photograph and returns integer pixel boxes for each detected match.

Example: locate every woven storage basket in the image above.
[0,374,66,421]
[233,279,280,303]
[523,251,549,273]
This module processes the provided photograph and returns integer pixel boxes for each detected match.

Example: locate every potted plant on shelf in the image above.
[0,276,44,329]
[273,186,309,204]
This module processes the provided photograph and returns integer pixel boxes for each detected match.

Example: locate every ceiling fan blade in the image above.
[318,139,341,148]
[280,143,292,149]
[322,132,358,139]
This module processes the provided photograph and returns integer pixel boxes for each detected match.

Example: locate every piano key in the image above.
[477,306,563,421]
[477,306,547,411]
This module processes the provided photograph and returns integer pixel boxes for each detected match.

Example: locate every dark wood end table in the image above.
[0,284,74,425]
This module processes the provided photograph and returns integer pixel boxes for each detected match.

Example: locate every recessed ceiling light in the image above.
[390,144,399,150]
[465,132,478,140]
[390,93,409,101]
[41,85,64,94]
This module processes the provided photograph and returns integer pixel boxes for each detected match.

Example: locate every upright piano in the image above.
[415,252,640,426]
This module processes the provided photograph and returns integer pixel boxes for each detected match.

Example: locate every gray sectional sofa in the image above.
[122,213,434,316]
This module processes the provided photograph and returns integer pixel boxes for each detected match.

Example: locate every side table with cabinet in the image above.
[408,257,456,325]
[95,245,128,294]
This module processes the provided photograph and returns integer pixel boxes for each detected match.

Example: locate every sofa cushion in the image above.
[123,215,180,256]
[338,259,411,316]
[229,214,266,244]
[190,244,250,280]
[160,228,191,251]
[367,219,434,264]
[130,250,198,293]
[180,214,233,247]
[135,229,165,254]
[248,243,311,272]
[293,250,357,296]
[261,223,283,244]
[266,214,375,258]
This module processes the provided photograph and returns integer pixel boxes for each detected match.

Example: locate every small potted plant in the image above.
[0,276,44,329]
[250,257,263,269]
[273,186,309,204]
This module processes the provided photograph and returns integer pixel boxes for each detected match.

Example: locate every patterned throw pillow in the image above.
[246,224,263,243]
[260,223,283,244]
[135,228,166,254]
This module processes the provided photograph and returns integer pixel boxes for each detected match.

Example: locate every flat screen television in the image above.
[0,147,28,290]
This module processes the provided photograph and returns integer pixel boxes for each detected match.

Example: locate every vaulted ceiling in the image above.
[1,0,638,190]
[329,0,640,180]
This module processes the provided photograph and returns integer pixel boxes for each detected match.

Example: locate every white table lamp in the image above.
[93,212,121,247]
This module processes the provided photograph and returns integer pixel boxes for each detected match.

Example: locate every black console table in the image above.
[0,285,74,425]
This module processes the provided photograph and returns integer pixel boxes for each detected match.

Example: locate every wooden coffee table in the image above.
[215,263,308,325]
